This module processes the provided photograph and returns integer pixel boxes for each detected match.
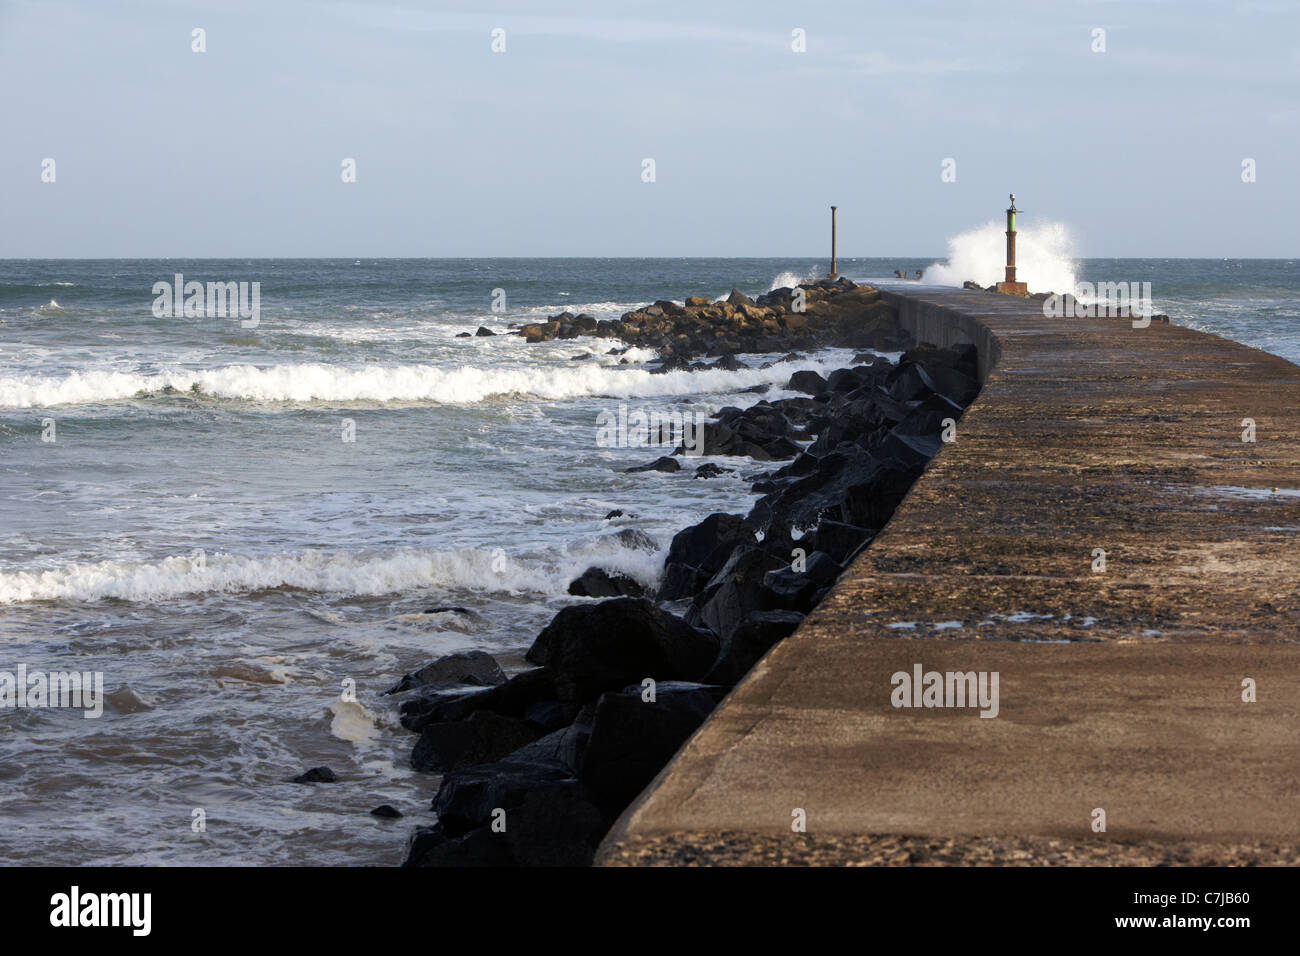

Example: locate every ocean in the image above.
[1,256,1296,865]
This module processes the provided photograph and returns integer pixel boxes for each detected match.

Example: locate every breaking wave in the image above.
[0,354,847,409]
[924,220,1078,294]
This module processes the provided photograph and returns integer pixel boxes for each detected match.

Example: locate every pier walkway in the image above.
[597,286,1300,865]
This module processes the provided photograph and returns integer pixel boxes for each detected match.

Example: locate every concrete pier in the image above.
[598,286,1300,866]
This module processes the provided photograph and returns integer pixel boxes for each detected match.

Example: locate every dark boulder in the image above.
[657,512,755,601]
[385,650,506,695]
[806,521,874,564]
[762,550,843,613]
[398,667,558,732]
[624,456,680,474]
[609,528,659,552]
[475,326,496,337]
[693,463,735,480]
[291,767,337,784]
[370,805,403,818]
[525,598,718,719]
[567,567,645,598]
[707,610,805,685]
[581,681,724,810]
[690,546,789,640]
[411,710,545,773]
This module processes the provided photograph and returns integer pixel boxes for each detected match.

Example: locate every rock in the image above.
[567,567,646,598]
[430,751,574,837]
[455,331,472,338]
[610,528,659,551]
[685,295,711,308]
[786,370,828,395]
[603,509,625,520]
[690,546,789,640]
[422,605,471,615]
[403,824,515,867]
[761,550,843,613]
[694,463,735,480]
[411,710,545,773]
[292,767,337,784]
[657,512,756,601]
[385,650,507,695]
[570,353,592,361]
[711,354,744,371]
[370,805,403,818]
[726,289,756,307]
[747,442,922,536]
[508,779,608,866]
[475,326,496,337]
[525,598,719,719]
[581,682,724,810]
[707,610,805,685]
[806,520,874,564]
[624,456,680,474]
[398,667,558,732]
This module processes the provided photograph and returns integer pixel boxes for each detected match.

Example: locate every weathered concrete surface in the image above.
[598,287,1300,866]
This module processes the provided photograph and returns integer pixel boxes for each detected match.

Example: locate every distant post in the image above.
[996,194,1028,295]
[829,205,838,278]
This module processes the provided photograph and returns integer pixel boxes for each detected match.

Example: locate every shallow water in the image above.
[1,257,1295,864]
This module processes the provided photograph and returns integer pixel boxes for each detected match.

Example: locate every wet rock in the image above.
[707,610,805,685]
[689,546,788,640]
[694,463,735,480]
[525,598,719,719]
[403,824,515,867]
[762,550,843,613]
[567,567,646,598]
[370,805,403,818]
[657,512,756,601]
[624,456,680,474]
[787,370,828,395]
[603,509,625,520]
[609,528,660,551]
[398,667,557,731]
[805,520,874,564]
[581,682,724,810]
[411,710,545,773]
[292,767,337,784]
[475,326,496,337]
[385,650,506,695]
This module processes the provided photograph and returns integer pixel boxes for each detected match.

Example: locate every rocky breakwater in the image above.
[511,277,909,364]
[395,280,982,866]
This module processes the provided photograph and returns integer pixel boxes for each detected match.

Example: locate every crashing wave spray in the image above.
[924,220,1078,294]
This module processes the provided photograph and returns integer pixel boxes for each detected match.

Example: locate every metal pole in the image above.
[829,206,838,278]
[1005,195,1017,284]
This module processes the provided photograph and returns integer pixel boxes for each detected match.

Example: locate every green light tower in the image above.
[996,193,1028,295]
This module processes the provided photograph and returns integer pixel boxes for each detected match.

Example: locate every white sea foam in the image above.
[924,220,1078,294]
[0,548,556,604]
[0,354,843,408]
[0,534,675,605]
[769,269,818,291]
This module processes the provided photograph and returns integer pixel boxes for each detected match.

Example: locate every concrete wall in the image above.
[879,289,1002,383]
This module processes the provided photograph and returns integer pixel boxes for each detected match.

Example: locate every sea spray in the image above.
[925,220,1078,293]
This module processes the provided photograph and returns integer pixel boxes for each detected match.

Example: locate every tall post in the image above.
[829,205,838,278]
[995,193,1028,295]
[1004,195,1017,284]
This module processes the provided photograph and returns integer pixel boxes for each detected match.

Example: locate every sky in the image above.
[1,0,1297,258]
